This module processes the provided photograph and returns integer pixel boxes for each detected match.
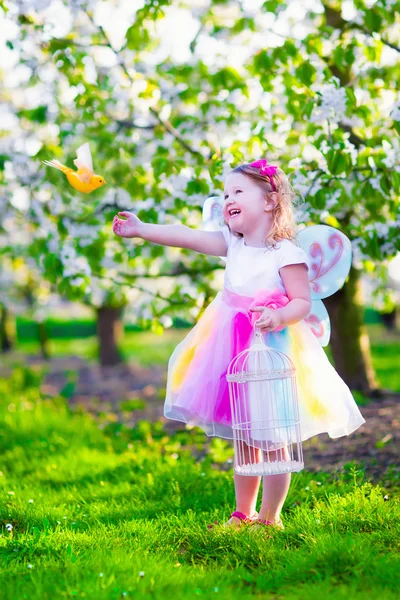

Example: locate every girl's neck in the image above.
[243,238,267,248]
[242,224,273,247]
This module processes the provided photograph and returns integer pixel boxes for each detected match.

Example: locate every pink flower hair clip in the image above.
[249,159,278,191]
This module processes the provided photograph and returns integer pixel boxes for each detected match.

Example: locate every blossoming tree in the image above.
[0,0,399,390]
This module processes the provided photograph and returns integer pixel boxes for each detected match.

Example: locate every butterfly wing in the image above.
[304,299,330,347]
[202,195,228,263]
[297,225,352,345]
[297,225,352,300]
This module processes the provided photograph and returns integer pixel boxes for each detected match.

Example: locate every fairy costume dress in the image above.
[164,206,365,443]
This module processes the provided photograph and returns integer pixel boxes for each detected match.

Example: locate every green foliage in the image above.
[17,105,48,123]
[0,0,399,332]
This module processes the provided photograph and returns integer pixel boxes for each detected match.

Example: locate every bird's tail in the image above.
[42,159,70,173]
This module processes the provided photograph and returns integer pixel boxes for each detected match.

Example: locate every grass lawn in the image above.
[14,323,400,392]
[0,367,399,599]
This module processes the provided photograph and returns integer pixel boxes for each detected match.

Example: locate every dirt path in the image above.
[3,355,399,484]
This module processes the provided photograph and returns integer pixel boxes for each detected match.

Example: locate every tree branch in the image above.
[347,24,400,54]
[303,166,390,199]
[116,119,155,130]
[92,272,195,307]
[116,262,224,280]
[321,0,400,54]
[189,25,203,54]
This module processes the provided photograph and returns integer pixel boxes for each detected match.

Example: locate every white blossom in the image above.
[351,237,368,267]
[60,242,77,265]
[47,234,60,254]
[69,277,85,287]
[325,188,342,209]
[380,241,396,257]
[288,157,303,170]
[369,177,383,192]
[48,193,65,216]
[101,187,134,211]
[381,142,399,168]
[15,0,53,12]
[160,315,173,328]
[310,79,347,124]
[89,279,108,307]
[101,255,120,271]
[64,255,91,278]
[291,171,312,199]
[390,101,400,122]
[341,137,358,164]
[64,220,99,248]
[31,200,46,224]
[141,306,153,320]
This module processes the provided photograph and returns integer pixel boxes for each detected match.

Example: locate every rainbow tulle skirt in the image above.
[164,287,365,442]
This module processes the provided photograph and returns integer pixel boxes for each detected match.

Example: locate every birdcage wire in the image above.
[226,329,304,476]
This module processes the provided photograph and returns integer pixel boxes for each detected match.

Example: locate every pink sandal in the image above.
[254,518,273,526]
[223,511,256,528]
[230,511,254,524]
[251,518,284,531]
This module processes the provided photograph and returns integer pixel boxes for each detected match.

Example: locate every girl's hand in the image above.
[113,211,143,238]
[249,306,282,333]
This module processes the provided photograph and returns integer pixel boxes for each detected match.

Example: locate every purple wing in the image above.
[303,299,331,347]
[297,225,352,300]
[202,196,227,263]
[297,225,352,345]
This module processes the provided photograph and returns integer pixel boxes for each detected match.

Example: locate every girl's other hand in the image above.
[113,211,143,238]
[249,306,282,332]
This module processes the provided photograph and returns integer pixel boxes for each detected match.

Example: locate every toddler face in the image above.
[223,172,267,234]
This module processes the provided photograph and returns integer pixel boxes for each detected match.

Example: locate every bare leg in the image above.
[225,443,261,526]
[258,446,291,526]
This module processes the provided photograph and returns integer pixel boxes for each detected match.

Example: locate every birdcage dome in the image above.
[226,334,296,383]
[226,330,304,476]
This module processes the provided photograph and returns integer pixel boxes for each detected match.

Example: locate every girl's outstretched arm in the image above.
[113,211,227,257]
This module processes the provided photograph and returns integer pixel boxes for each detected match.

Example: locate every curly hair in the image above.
[227,163,298,248]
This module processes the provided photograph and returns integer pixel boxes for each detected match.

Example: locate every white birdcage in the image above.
[226,329,304,476]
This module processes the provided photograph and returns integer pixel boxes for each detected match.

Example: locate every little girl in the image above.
[113,160,365,529]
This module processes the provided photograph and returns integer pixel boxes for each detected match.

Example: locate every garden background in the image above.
[0,0,399,598]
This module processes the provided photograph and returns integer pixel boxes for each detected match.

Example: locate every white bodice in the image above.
[221,228,309,297]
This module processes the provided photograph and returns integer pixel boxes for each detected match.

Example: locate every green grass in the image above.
[0,366,399,599]
[14,306,382,341]
[367,325,400,392]
[13,329,185,366]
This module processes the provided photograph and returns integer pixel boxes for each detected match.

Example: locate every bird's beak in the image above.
[103,180,107,185]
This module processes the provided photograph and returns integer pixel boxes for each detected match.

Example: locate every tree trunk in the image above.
[23,287,51,359]
[324,266,378,395]
[96,306,124,366]
[0,305,14,352]
[37,321,50,360]
[320,4,380,395]
[381,308,398,332]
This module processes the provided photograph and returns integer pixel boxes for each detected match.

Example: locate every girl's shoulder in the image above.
[221,226,242,250]
[273,238,309,271]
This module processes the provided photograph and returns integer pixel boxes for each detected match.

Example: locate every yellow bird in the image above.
[43,143,106,194]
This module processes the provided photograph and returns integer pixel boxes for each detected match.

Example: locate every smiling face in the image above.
[223,172,270,235]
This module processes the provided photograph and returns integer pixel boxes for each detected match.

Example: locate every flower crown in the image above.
[249,159,278,191]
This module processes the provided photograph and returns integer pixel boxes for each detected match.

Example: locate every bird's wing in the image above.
[73,143,94,174]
